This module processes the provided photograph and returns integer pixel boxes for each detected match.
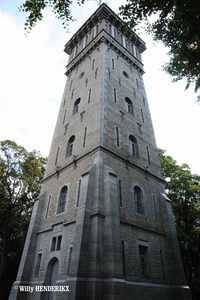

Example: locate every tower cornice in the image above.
[64,3,146,55]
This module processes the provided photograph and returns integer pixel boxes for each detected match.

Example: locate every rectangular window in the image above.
[72,45,78,58]
[116,126,119,147]
[76,180,81,207]
[121,35,127,48]
[82,36,88,49]
[55,147,60,165]
[34,253,42,277]
[88,89,91,103]
[139,245,148,277]
[56,235,62,250]
[146,146,151,165]
[51,237,56,251]
[109,24,116,38]
[93,25,99,38]
[132,45,138,58]
[118,179,123,207]
[45,195,51,219]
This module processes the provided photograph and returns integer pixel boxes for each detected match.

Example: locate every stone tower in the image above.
[9,4,192,300]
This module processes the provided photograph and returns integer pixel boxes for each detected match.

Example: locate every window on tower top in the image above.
[109,24,116,38]
[121,35,127,48]
[82,35,88,49]
[73,98,81,115]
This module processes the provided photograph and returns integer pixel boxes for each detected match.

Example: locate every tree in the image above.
[119,0,200,100]
[18,0,82,33]
[0,140,46,300]
[158,149,200,300]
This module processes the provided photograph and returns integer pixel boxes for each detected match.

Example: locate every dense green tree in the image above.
[119,0,200,99]
[158,149,200,300]
[19,0,200,100]
[0,140,46,300]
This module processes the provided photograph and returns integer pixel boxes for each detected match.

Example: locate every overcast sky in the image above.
[0,0,199,174]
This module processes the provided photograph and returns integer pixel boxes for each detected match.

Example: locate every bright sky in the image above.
[0,0,199,174]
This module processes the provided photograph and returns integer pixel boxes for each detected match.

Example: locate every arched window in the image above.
[66,135,75,157]
[57,186,68,214]
[73,98,81,115]
[129,135,138,157]
[134,186,144,214]
[125,97,134,114]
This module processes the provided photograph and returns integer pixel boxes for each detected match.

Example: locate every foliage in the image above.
[119,0,200,101]
[0,140,46,300]
[158,148,200,300]
[18,0,82,33]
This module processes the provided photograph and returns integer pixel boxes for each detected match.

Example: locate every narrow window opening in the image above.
[56,235,62,251]
[113,88,117,103]
[112,58,115,70]
[92,59,95,70]
[57,186,68,214]
[45,195,51,219]
[116,126,119,147]
[73,98,81,115]
[141,108,144,123]
[153,195,158,219]
[63,109,67,124]
[129,135,138,157]
[136,78,139,89]
[143,96,146,105]
[51,237,56,251]
[63,98,66,106]
[34,253,42,277]
[134,186,144,214]
[73,46,78,58]
[55,147,60,165]
[67,246,73,275]
[76,180,81,207]
[125,97,134,115]
[69,80,73,91]
[139,245,148,277]
[66,136,75,157]
[146,146,151,165]
[88,89,91,103]
[122,240,126,276]
[119,179,123,207]
[121,35,127,48]
[83,127,87,147]
[82,35,88,49]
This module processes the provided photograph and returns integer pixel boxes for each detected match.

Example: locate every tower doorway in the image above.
[48,260,59,300]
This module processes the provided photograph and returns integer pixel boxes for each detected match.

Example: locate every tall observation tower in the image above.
[9,4,192,300]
